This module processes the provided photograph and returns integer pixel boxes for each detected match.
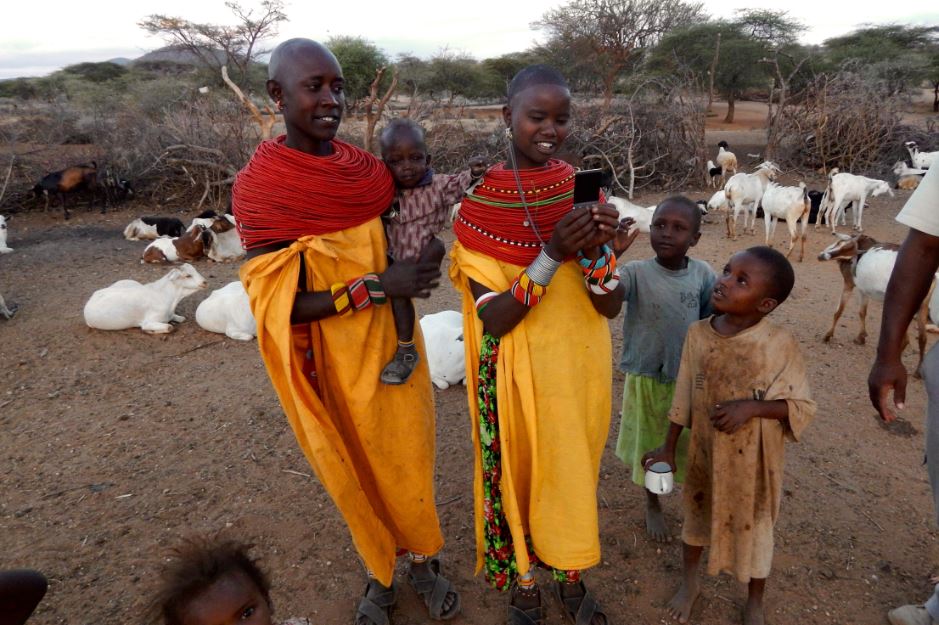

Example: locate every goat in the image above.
[203,214,245,262]
[32,162,99,220]
[905,141,938,170]
[0,292,17,319]
[123,216,185,241]
[820,170,893,233]
[195,281,255,340]
[0,215,12,253]
[723,161,780,239]
[142,224,209,263]
[818,234,929,375]
[420,311,466,389]
[716,141,738,186]
[893,160,928,191]
[98,168,134,205]
[83,263,208,334]
[761,182,810,262]
[608,196,655,234]
[189,210,219,231]
[706,160,722,188]
[706,189,728,214]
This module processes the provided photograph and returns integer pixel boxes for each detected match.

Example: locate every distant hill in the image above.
[133,45,228,67]
[106,57,134,67]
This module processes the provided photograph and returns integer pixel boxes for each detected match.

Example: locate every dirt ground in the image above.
[3,143,939,625]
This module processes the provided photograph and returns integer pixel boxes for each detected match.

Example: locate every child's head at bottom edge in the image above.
[713,245,795,318]
[150,537,273,625]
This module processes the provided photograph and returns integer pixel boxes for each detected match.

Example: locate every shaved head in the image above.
[506,64,569,104]
[268,38,338,82]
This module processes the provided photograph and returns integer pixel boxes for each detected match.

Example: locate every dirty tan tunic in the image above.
[669,317,815,582]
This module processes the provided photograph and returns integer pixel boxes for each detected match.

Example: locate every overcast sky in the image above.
[1,0,937,80]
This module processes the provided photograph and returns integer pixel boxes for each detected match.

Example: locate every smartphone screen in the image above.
[573,169,602,208]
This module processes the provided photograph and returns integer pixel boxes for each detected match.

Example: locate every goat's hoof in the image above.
[854,336,866,346]
[823,334,833,343]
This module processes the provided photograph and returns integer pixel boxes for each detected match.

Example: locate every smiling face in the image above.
[179,571,273,625]
[382,128,430,189]
[503,84,571,170]
[650,201,701,267]
[711,251,778,317]
[267,42,344,156]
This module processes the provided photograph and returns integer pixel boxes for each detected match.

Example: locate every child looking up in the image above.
[148,537,309,625]
[379,118,486,384]
[644,246,815,625]
[613,196,715,543]
[450,64,623,625]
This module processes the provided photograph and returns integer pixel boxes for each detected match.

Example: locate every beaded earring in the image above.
[504,127,513,140]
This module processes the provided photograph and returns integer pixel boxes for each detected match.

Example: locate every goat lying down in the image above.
[124,216,185,241]
[818,234,930,376]
[195,281,256,341]
[420,311,466,390]
[0,292,17,319]
[142,224,208,263]
[83,263,207,334]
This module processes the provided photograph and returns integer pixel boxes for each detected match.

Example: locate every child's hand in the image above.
[709,400,761,434]
[469,154,488,177]
[545,207,595,259]
[642,446,676,473]
[612,218,639,258]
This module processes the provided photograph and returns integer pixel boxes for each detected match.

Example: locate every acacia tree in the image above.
[327,36,390,112]
[536,0,705,106]
[652,21,767,123]
[139,1,286,88]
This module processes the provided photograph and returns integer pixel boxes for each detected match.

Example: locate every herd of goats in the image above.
[1,138,938,389]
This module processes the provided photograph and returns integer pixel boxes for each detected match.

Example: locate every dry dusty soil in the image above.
[2,163,938,625]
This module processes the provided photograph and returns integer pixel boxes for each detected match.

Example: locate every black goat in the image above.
[32,162,99,220]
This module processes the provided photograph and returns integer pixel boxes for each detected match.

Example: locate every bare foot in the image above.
[667,579,700,623]
[646,505,671,543]
[744,594,765,625]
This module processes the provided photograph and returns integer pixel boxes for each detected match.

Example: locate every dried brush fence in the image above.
[567,80,707,198]
[770,70,933,177]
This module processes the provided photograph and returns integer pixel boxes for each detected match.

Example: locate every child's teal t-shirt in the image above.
[618,257,716,382]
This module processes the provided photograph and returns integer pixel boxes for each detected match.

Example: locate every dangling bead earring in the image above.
[504,127,513,140]
[277,100,285,111]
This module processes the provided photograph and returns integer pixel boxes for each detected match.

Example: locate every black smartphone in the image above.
[573,168,603,208]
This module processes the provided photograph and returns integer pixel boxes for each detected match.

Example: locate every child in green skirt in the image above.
[613,196,715,542]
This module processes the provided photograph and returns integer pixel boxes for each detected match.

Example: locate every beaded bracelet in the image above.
[332,273,387,317]
[330,282,353,317]
[475,291,499,317]
[510,269,548,307]
[578,245,619,294]
[587,273,621,295]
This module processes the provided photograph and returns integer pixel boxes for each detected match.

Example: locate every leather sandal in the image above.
[554,580,608,625]
[354,578,396,625]
[407,557,461,620]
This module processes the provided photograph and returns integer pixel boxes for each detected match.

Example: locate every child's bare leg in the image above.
[646,488,670,542]
[745,577,766,625]
[668,543,703,624]
[380,295,418,385]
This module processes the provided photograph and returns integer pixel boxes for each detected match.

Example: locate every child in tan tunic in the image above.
[644,246,815,625]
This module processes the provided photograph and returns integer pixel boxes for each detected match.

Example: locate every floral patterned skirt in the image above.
[477,332,580,591]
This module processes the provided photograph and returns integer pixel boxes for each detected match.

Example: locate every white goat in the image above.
[706,189,728,214]
[905,141,938,170]
[716,141,737,186]
[723,161,780,239]
[83,263,208,334]
[123,216,184,241]
[0,215,11,253]
[607,196,655,234]
[420,311,465,390]
[761,182,810,261]
[204,215,245,262]
[196,281,255,340]
[818,234,929,375]
[820,171,893,233]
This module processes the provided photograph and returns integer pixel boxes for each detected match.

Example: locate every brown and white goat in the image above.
[818,233,931,375]
[141,224,209,263]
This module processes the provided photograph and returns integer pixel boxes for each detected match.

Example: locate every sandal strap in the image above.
[356,596,390,625]
[355,581,395,625]
[556,581,606,625]
[507,604,545,625]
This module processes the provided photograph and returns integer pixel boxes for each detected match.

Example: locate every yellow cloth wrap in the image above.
[449,241,612,576]
[240,218,443,587]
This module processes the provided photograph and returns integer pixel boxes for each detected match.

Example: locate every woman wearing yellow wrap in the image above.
[232,39,458,625]
[450,65,626,625]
